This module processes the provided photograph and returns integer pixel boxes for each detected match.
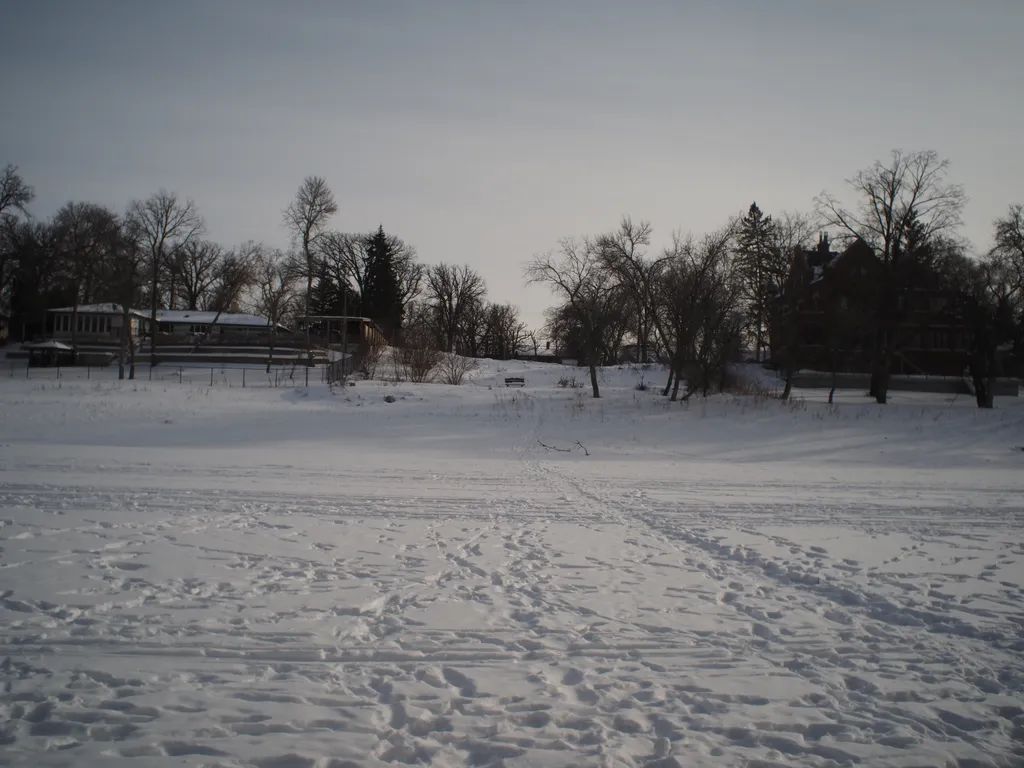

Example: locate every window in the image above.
[932,329,950,349]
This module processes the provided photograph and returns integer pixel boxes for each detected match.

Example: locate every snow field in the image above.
[1,360,1022,766]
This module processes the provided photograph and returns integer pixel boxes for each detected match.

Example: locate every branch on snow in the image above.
[538,440,571,452]
[537,439,590,456]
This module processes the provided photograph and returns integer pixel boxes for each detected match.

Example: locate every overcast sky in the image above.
[3,0,1022,329]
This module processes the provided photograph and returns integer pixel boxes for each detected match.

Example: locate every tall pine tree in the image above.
[736,202,781,362]
[362,225,403,340]
[312,257,358,317]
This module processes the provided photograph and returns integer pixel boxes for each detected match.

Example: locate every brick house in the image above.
[771,236,973,376]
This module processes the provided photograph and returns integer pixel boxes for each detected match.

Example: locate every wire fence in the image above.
[1,359,333,388]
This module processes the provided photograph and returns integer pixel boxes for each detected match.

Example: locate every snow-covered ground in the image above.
[1,360,1022,767]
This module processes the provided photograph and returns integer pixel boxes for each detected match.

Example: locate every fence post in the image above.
[179,367,182,384]
[210,367,214,386]
[242,368,246,388]
[305,366,309,387]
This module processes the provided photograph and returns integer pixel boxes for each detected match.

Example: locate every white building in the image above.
[48,304,152,343]
[155,310,289,340]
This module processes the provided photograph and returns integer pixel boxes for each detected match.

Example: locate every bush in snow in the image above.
[361,343,387,380]
[390,345,441,384]
[436,353,479,385]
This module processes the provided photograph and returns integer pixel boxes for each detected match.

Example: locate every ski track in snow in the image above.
[1,370,1023,767]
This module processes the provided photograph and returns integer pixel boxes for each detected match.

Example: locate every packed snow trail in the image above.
[1,364,1022,766]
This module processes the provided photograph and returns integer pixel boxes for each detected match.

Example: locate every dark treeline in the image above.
[3,152,1021,405]
[529,150,1022,408]
[0,171,531,373]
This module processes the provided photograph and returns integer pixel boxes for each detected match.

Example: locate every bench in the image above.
[504,376,525,387]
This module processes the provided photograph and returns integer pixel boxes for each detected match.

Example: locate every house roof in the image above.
[48,303,150,319]
[22,339,75,351]
[155,310,272,327]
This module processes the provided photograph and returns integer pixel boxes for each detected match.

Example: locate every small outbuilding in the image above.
[22,339,76,367]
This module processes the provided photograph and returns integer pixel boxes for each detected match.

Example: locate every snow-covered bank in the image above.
[1,361,1022,766]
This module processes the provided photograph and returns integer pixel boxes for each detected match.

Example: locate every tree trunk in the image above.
[869,326,892,404]
[118,307,129,379]
[781,369,793,401]
[267,323,276,374]
[975,380,994,409]
[149,261,160,370]
[969,343,996,409]
[874,347,891,405]
[670,363,683,401]
[588,355,600,399]
[662,367,674,397]
[70,302,79,365]
[305,257,313,368]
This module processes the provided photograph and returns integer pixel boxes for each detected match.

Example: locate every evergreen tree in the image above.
[736,202,780,362]
[311,257,357,317]
[362,225,402,339]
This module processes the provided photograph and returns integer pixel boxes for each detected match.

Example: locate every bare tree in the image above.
[203,241,260,316]
[656,226,738,400]
[0,164,34,219]
[111,219,147,379]
[483,302,529,360]
[174,240,223,310]
[283,176,338,365]
[126,191,204,367]
[816,149,966,403]
[424,263,486,353]
[249,249,298,372]
[458,295,489,357]
[317,228,421,341]
[596,217,668,363]
[772,211,818,258]
[52,202,122,357]
[526,238,624,398]
[949,206,1024,408]
[989,204,1024,303]
[394,249,425,329]
[0,165,35,318]
[318,231,365,297]
[763,210,817,385]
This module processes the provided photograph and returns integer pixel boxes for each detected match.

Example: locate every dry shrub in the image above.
[389,345,441,383]
[361,343,387,380]
[436,353,479,385]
